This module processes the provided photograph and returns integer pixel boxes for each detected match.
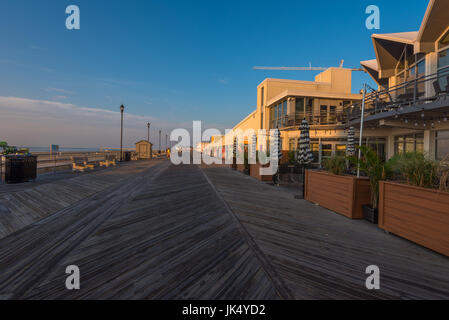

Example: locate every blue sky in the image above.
[0,0,429,148]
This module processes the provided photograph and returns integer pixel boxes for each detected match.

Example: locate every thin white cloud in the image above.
[0,96,194,148]
[45,87,74,95]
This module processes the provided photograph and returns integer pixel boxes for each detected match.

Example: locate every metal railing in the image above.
[272,111,348,129]
[347,66,449,123]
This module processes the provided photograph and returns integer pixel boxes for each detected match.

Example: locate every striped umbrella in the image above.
[250,134,257,163]
[233,137,237,159]
[297,119,313,165]
[273,128,283,161]
[346,127,356,157]
[272,128,283,186]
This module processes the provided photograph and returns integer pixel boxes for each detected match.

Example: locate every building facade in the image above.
[206,0,449,164]
[353,0,449,161]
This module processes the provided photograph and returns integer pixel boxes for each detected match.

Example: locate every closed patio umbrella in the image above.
[251,134,257,163]
[273,128,283,186]
[297,119,313,165]
[296,119,313,199]
[347,127,356,157]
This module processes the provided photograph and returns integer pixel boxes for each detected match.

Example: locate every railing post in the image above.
[357,83,367,178]
[414,76,417,103]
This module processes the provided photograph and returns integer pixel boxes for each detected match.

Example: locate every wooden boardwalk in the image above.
[0,161,448,299]
[0,161,162,239]
[203,166,449,300]
[0,162,279,299]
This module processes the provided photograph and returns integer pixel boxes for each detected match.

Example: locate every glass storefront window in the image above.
[321,144,332,158]
[395,134,424,155]
[436,130,449,160]
[311,143,320,163]
[336,145,346,157]
[289,139,297,151]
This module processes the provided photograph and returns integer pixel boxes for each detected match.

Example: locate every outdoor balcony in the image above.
[347,66,449,127]
[274,111,348,130]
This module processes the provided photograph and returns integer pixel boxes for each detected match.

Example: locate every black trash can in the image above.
[5,155,37,184]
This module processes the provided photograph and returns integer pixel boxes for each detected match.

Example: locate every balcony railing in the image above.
[272,111,348,129]
[347,66,449,123]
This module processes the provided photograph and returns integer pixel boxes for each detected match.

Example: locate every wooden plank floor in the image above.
[0,161,162,239]
[1,161,448,300]
[0,162,279,300]
[202,166,449,300]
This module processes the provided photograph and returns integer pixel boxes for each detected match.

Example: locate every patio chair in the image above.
[433,80,446,100]
[71,157,87,172]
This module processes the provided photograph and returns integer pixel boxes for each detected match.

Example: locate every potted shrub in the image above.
[322,156,346,176]
[378,153,449,257]
[348,145,392,224]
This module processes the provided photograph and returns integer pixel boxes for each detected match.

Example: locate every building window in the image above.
[335,145,346,157]
[295,98,305,119]
[436,130,449,160]
[394,134,424,155]
[289,138,297,151]
[311,143,320,163]
[321,144,332,159]
[283,100,287,126]
[438,48,449,90]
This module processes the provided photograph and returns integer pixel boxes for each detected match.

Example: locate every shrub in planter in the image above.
[439,156,449,192]
[349,145,392,223]
[323,156,346,176]
[389,152,439,189]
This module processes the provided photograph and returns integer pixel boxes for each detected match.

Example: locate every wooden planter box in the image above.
[379,181,449,257]
[305,170,371,219]
[250,163,273,182]
[236,164,245,172]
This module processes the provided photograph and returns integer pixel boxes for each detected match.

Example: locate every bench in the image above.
[99,155,117,168]
[72,157,87,172]
[72,156,95,172]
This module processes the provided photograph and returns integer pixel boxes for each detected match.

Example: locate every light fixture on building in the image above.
[423,122,427,127]
[431,122,435,127]
[444,117,448,122]
[414,121,418,127]
[395,114,399,119]
[421,112,425,118]
[404,119,409,124]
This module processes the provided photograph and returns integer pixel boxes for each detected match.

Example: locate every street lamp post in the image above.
[120,104,125,162]
[159,130,161,154]
[147,122,151,142]
[165,134,168,151]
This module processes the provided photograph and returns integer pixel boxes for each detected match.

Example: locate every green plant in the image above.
[323,156,346,175]
[288,151,296,164]
[437,156,449,192]
[0,141,18,155]
[389,152,438,189]
[348,145,392,209]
